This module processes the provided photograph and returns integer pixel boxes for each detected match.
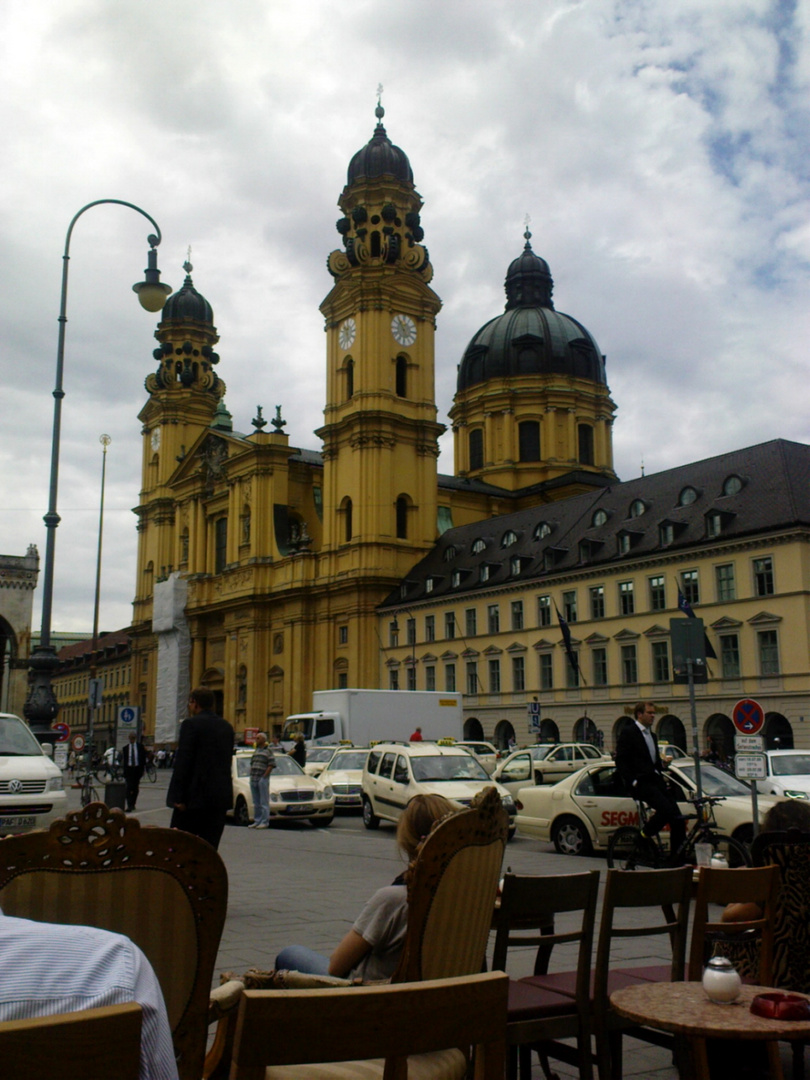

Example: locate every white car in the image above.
[228,751,335,827]
[755,750,810,799]
[515,760,782,856]
[456,740,501,775]
[493,743,612,795]
[319,747,369,809]
[303,746,337,777]
[361,742,516,838]
[0,713,67,834]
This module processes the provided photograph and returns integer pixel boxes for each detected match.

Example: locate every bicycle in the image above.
[607,794,750,870]
[145,761,157,783]
[76,770,101,808]
[95,760,123,784]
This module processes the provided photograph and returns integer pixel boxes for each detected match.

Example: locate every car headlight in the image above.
[47,777,64,792]
[322,786,333,798]
[501,795,515,811]
[269,792,279,802]
[784,790,809,799]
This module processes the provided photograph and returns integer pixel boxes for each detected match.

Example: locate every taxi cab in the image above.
[361,741,516,837]
[228,750,335,827]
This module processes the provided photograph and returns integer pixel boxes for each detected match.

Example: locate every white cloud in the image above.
[1,0,807,634]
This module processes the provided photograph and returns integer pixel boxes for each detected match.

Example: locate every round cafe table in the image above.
[610,982,810,1080]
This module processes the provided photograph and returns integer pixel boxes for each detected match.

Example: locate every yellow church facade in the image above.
[129,108,617,742]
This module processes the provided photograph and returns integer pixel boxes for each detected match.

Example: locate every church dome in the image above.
[457,233,606,392]
[347,104,413,184]
[161,264,214,326]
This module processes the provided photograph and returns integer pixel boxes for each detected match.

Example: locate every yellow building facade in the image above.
[129,108,617,741]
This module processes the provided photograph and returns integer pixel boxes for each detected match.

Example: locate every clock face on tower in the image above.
[391,313,417,347]
[339,318,356,351]
[150,427,161,452]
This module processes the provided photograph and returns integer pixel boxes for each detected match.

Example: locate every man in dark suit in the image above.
[615,701,686,862]
[167,687,234,850]
[121,732,146,812]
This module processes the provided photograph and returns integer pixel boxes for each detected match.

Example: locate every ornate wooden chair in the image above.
[393,784,509,982]
[229,972,509,1080]
[0,1002,142,1080]
[0,802,228,1080]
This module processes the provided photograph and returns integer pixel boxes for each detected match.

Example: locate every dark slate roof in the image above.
[381,439,810,608]
[57,629,130,664]
[161,272,214,326]
[347,106,413,185]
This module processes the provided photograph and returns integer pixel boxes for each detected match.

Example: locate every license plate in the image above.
[285,804,313,815]
[0,816,36,827]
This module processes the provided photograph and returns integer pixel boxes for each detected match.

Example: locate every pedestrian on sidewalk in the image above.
[248,732,276,829]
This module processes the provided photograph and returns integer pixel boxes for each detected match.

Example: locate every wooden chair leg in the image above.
[792,1040,806,1080]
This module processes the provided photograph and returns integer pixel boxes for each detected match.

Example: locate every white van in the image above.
[0,713,67,834]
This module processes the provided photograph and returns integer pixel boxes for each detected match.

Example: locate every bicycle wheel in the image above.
[146,764,157,783]
[80,782,100,807]
[607,826,661,870]
[701,832,751,868]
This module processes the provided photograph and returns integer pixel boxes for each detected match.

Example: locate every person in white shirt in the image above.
[0,909,178,1080]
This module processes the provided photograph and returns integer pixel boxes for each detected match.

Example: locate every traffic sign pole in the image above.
[732,699,765,839]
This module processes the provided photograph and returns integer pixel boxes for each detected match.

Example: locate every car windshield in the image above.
[530,745,556,760]
[325,751,368,771]
[235,752,302,778]
[307,748,335,762]
[411,755,489,782]
[675,762,751,796]
[771,754,810,777]
[0,716,43,756]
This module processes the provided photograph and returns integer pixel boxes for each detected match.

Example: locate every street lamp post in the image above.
[85,435,111,764]
[25,200,171,741]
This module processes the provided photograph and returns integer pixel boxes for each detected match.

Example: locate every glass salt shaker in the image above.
[702,956,742,1003]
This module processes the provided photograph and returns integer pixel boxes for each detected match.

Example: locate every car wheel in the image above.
[310,814,334,827]
[362,797,380,830]
[552,815,593,857]
[234,797,250,827]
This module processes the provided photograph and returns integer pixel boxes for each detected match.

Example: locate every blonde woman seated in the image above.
[275,794,453,982]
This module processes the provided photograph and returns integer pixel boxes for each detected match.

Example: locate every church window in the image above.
[396,356,407,398]
[518,421,540,462]
[469,429,484,471]
[396,496,408,539]
[346,358,354,399]
[341,497,353,542]
[214,518,227,574]
[578,424,594,465]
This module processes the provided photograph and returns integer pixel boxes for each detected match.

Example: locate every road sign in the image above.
[732,698,765,736]
[735,735,764,753]
[72,734,86,751]
[527,701,540,732]
[88,677,103,708]
[51,722,70,743]
[734,753,767,780]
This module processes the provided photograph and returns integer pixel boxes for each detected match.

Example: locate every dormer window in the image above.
[592,509,609,527]
[706,512,722,538]
[501,530,518,548]
[534,522,552,540]
[628,499,647,519]
[443,545,458,562]
[471,538,487,554]
[479,564,490,582]
[678,486,698,506]
[451,570,462,588]
[722,474,744,496]
[660,523,674,547]
[425,577,435,594]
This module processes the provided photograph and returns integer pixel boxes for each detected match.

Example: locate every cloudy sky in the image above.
[2,0,808,637]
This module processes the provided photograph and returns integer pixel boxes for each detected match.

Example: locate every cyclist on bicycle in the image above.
[616,701,686,865]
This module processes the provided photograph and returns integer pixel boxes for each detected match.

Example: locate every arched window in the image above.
[396,356,407,398]
[214,517,228,573]
[341,497,353,543]
[469,429,484,471]
[346,358,354,399]
[578,424,594,465]
[518,421,540,462]
[396,496,408,539]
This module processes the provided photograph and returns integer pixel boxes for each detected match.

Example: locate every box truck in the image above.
[281,689,463,747]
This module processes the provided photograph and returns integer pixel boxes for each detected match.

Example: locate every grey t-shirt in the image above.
[351,884,408,983]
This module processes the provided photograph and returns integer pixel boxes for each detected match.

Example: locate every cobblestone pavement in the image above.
[66,769,797,1078]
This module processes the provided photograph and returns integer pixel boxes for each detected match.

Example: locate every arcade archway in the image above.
[657,714,686,751]
[464,716,484,741]
[764,712,793,750]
